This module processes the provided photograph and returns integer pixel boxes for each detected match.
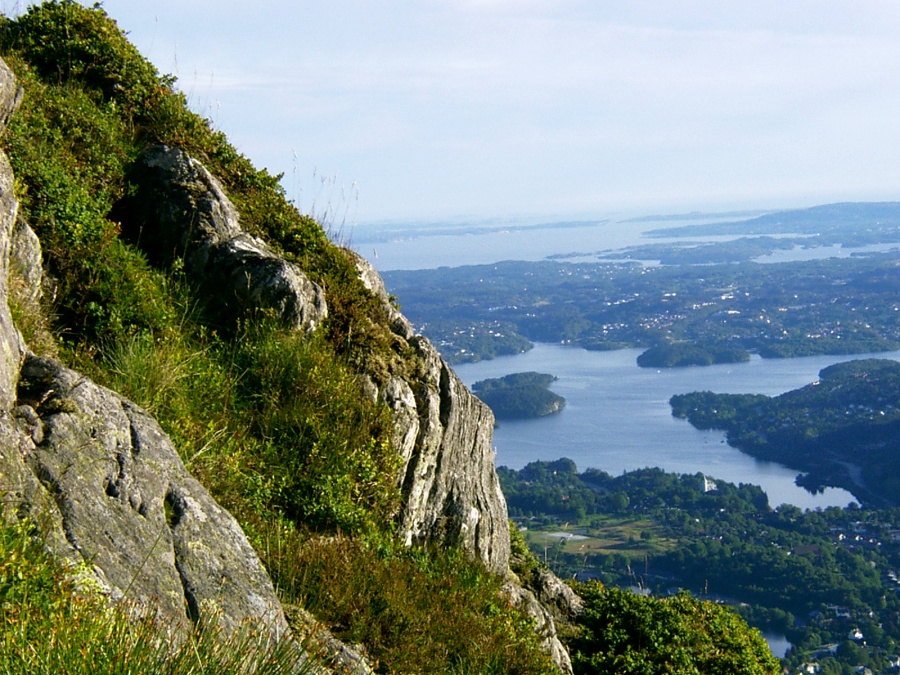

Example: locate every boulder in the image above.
[16,353,289,637]
[532,567,584,623]
[123,144,327,333]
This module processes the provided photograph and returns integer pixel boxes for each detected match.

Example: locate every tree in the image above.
[569,583,781,675]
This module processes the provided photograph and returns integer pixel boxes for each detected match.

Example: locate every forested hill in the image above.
[645,201,900,238]
[671,358,900,507]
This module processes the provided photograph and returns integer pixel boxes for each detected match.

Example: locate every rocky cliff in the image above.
[121,142,574,671]
[0,31,578,671]
[122,143,513,577]
[0,51,293,646]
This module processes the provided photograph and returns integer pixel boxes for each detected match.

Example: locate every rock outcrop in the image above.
[0,58,348,671]
[0,60,24,411]
[354,251,581,674]
[352,253,512,575]
[356,257,578,673]
[123,144,327,333]
[502,580,575,675]
[531,567,585,623]
[125,143,513,577]
[15,354,288,636]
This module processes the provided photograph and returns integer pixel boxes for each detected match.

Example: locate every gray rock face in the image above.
[7,354,376,672]
[502,580,574,675]
[0,59,25,411]
[398,335,511,573]
[0,56,22,134]
[125,145,327,333]
[10,217,43,307]
[15,354,288,636]
[0,153,24,411]
[352,253,511,575]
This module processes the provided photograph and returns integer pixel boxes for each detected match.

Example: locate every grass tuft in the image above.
[0,517,312,675]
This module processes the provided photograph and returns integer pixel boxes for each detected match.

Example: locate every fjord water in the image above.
[354,217,720,271]
[360,214,897,510]
[454,343,900,510]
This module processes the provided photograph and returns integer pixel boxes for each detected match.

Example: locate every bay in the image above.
[353,215,745,271]
[454,344,900,510]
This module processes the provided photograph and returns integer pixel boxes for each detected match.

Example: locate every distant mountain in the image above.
[646,201,900,238]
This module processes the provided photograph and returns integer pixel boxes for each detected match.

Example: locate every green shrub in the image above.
[568,582,781,675]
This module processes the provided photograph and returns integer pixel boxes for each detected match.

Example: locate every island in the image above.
[636,341,751,368]
[472,372,566,420]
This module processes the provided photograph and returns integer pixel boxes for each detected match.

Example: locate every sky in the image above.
[6,1,900,224]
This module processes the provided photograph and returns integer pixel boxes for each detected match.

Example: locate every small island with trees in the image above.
[637,341,751,368]
[472,372,566,420]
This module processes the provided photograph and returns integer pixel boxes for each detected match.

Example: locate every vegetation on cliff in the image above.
[0,519,309,674]
[0,3,553,672]
[0,3,783,673]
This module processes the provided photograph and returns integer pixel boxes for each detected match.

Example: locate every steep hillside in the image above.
[0,3,569,672]
[0,3,779,674]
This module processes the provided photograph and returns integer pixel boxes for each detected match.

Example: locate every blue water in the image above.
[355,214,897,509]
[454,343,900,510]
[352,217,731,271]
